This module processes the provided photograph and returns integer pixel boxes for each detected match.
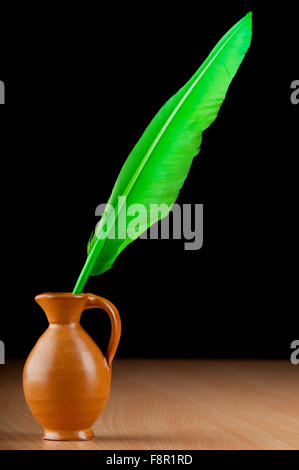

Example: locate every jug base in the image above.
[43,428,95,441]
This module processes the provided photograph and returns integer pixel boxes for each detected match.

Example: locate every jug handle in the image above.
[85,294,121,369]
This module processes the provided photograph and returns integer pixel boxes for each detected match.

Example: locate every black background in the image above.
[0,3,298,360]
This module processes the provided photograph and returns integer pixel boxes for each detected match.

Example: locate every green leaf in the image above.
[73,12,252,294]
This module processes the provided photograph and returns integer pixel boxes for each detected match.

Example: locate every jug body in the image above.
[23,293,121,441]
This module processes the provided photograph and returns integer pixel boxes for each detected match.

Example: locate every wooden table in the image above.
[0,359,298,450]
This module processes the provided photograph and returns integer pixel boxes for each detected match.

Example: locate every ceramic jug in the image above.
[23,292,121,441]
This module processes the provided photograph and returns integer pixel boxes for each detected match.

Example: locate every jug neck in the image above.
[35,293,88,325]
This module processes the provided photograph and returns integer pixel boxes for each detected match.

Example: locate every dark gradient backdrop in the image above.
[0,4,298,359]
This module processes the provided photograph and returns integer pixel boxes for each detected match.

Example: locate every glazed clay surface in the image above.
[23,293,121,441]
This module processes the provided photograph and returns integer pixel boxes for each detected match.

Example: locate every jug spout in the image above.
[35,292,87,324]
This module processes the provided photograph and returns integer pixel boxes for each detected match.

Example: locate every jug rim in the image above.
[35,292,88,300]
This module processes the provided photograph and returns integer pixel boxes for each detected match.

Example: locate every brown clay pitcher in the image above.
[23,292,121,441]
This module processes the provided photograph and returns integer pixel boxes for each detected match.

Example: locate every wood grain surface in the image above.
[0,359,298,450]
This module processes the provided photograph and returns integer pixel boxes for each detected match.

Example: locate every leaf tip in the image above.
[245,11,253,27]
